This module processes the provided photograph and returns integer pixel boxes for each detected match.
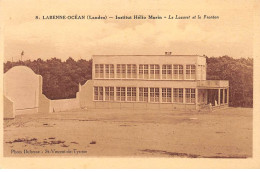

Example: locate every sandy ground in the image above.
[4,107,252,158]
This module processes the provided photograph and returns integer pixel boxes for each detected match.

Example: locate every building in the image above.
[77,53,229,111]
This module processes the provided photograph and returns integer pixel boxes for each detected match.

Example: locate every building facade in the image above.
[77,54,229,111]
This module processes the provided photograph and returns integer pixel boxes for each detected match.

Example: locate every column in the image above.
[159,87,162,103]
[183,88,186,104]
[92,62,95,79]
[136,87,139,102]
[171,88,174,103]
[227,88,229,105]
[206,89,208,104]
[103,86,105,101]
[195,62,198,80]
[160,64,162,80]
[137,64,139,79]
[114,64,116,79]
[195,88,198,110]
[183,64,186,80]
[148,87,150,103]
[125,87,127,101]
[114,86,116,101]
[148,65,150,79]
[218,88,221,106]
[222,89,225,105]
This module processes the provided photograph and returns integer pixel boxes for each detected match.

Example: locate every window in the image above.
[110,64,114,78]
[127,87,136,101]
[150,65,160,79]
[95,64,104,78]
[100,64,104,78]
[95,64,100,78]
[103,64,114,78]
[116,64,121,78]
[116,64,126,78]
[127,64,131,78]
[185,88,195,103]
[105,87,114,101]
[173,65,183,79]
[186,65,196,79]
[105,64,109,78]
[132,65,137,78]
[139,87,148,102]
[122,64,126,78]
[94,86,103,101]
[150,88,159,102]
[162,88,172,103]
[162,65,172,79]
[127,64,137,78]
[116,87,125,101]
[173,88,183,103]
[139,64,149,79]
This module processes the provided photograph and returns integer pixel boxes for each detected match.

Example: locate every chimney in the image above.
[165,52,172,55]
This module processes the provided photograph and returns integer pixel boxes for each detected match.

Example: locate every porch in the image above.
[196,80,229,110]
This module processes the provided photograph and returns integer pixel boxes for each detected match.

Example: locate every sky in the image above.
[1,0,256,62]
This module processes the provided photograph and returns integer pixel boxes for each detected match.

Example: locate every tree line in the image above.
[4,56,253,107]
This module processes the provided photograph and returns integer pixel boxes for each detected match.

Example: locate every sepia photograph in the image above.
[0,0,260,169]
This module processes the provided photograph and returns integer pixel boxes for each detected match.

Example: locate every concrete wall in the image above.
[4,96,15,119]
[93,55,202,65]
[78,80,94,109]
[4,66,41,115]
[38,94,51,113]
[93,79,198,88]
[4,66,53,116]
[50,98,80,112]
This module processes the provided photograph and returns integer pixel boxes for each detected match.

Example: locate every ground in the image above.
[3,107,252,158]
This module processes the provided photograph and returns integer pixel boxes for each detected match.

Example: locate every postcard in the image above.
[0,0,260,169]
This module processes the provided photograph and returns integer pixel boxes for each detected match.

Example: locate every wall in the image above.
[93,55,201,65]
[4,96,15,119]
[4,66,41,115]
[50,98,80,112]
[38,94,51,113]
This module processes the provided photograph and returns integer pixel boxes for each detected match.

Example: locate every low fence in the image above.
[50,98,80,112]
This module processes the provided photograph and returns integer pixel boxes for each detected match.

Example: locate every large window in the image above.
[185,88,195,103]
[127,87,136,101]
[127,64,137,79]
[105,87,114,101]
[162,88,172,103]
[162,65,172,79]
[116,64,126,78]
[110,64,114,78]
[186,65,196,79]
[94,86,103,101]
[173,65,184,80]
[139,64,149,79]
[116,87,126,101]
[150,88,159,102]
[150,65,160,79]
[95,64,104,78]
[173,88,183,103]
[139,87,148,102]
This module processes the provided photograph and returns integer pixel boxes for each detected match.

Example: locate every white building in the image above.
[77,53,229,111]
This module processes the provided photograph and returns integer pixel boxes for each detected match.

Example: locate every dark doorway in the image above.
[207,89,218,106]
